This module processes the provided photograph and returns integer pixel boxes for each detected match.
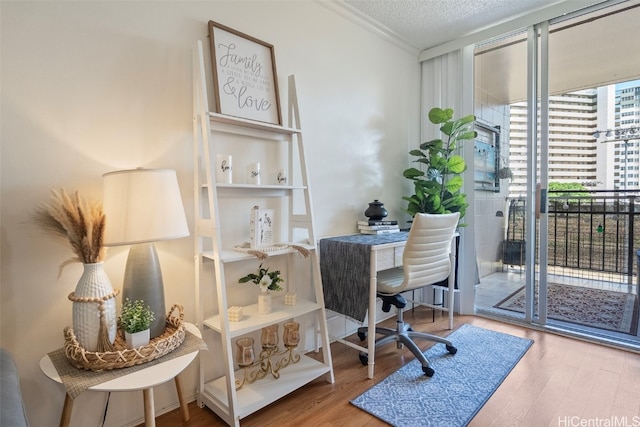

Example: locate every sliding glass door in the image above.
[475,1,640,345]
[474,27,534,324]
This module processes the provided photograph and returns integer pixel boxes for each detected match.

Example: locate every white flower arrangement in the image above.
[238,264,284,293]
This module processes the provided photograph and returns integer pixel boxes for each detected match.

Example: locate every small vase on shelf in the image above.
[238,263,283,314]
[258,291,272,314]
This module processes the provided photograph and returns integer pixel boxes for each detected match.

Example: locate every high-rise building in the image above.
[608,82,640,190]
[508,90,598,196]
[507,80,640,196]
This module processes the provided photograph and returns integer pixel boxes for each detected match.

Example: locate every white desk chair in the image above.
[357,212,459,376]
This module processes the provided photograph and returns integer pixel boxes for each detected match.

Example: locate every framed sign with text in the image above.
[208,21,282,125]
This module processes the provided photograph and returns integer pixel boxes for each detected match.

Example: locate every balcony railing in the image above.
[505,189,640,283]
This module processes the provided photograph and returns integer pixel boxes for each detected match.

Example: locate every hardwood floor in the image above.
[150,309,640,427]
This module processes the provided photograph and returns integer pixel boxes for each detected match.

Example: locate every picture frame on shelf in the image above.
[208,20,282,125]
[249,206,274,249]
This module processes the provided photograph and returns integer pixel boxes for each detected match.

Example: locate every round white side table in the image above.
[40,323,202,427]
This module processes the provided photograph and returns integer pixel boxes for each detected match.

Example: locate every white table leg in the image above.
[448,236,457,330]
[368,250,378,379]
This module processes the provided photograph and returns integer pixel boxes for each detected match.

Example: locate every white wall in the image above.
[0,1,420,426]
[475,86,512,277]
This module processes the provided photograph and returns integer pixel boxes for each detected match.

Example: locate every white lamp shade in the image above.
[103,168,189,246]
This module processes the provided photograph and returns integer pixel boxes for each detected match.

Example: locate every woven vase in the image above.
[72,263,117,351]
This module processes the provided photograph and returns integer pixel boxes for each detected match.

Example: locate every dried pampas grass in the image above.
[31,189,107,267]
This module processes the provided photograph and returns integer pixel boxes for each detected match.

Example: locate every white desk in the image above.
[319,233,457,379]
[40,323,202,427]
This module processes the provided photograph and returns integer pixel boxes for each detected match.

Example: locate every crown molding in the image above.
[317,0,421,57]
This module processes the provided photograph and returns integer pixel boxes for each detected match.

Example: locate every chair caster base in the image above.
[359,352,368,366]
[446,345,457,354]
[422,365,435,377]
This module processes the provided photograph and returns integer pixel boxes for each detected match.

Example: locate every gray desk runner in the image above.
[319,232,408,323]
[47,330,207,399]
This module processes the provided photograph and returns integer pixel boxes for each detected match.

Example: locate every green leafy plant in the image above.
[402,107,475,221]
[548,181,591,206]
[238,263,284,292]
[548,182,591,198]
[120,298,155,334]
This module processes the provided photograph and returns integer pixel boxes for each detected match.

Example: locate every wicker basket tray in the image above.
[63,304,185,371]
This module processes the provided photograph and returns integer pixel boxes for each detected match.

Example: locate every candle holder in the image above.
[281,321,301,366]
[234,322,301,390]
[235,337,255,367]
[261,324,279,349]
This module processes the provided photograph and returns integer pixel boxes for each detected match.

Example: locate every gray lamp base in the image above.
[122,243,166,339]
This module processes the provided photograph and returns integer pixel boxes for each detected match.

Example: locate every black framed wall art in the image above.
[474,121,501,192]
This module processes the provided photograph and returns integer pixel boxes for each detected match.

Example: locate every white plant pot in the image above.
[258,292,272,314]
[125,329,150,349]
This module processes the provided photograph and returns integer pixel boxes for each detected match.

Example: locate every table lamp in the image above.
[102,168,189,339]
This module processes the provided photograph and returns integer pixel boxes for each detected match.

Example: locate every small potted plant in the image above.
[120,298,155,349]
[238,264,284,314]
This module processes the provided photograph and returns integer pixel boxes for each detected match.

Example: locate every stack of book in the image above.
[357,219,400,234]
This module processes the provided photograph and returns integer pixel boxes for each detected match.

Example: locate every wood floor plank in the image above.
[147,312,640,427]
[517,362,576,426]
[614,352,640,417]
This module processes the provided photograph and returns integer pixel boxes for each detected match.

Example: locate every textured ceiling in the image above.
[338,0,640,104]
[343,0,565,50]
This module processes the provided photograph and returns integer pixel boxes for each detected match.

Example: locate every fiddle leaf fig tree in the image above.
[402,107,476,221]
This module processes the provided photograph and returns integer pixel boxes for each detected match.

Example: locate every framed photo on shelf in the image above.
[208,20,282,125]
[249,206,274,249]
[474,121,501,192]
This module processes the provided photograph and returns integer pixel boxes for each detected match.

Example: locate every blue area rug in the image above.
[350,324,533,426]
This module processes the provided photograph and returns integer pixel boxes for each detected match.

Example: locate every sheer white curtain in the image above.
[420,46,477,314]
